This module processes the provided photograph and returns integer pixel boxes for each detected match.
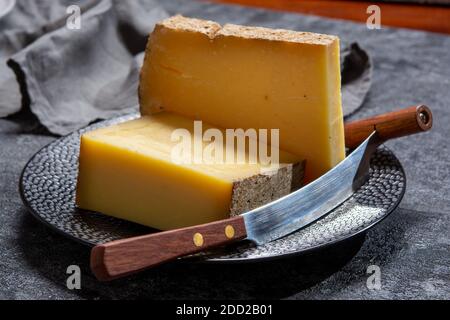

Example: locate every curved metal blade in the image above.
[243,132,382,245]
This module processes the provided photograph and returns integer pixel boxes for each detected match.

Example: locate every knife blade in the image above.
[91,105,433,281]
[244,131,380,245]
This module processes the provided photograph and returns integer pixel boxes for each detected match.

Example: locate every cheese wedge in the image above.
[140,15,345,182]
[76,112,304,230]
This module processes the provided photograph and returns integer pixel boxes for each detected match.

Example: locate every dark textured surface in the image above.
[1,1,450,300]
[20,111,406,260]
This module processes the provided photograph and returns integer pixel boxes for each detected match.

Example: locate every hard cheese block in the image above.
[140,15,345,182]
[76,112,304,231]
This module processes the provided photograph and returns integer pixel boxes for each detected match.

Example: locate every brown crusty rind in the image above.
[157,15,221,39]
[229,161,305,217]
[218,24,337,45]
[155,15,338,44]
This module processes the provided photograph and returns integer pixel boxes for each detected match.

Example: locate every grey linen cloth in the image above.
[0,0,371,136]
[1,0,168,135]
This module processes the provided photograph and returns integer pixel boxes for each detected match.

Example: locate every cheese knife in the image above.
[91,105,433,281]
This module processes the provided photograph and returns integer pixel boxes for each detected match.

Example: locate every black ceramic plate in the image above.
[19,113,406,263]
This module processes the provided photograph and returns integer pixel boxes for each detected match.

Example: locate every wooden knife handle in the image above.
[91,216,247,281]
[91,105,433,281]
[344,105,433,149]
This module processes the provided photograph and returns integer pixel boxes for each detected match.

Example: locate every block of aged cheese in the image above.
[140,15,345,182]
[76,112,304,230]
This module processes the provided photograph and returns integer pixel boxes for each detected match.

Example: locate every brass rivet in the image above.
[225,225,235,239]
[193,233,204,247]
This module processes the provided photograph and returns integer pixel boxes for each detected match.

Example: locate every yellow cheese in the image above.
[140,15,345,182]
[76,112,304,230]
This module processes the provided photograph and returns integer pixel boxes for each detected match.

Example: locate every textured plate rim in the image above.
[19,118,407,264]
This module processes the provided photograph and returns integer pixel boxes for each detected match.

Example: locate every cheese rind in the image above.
[140,15,345,181]
[76,113,304,230]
